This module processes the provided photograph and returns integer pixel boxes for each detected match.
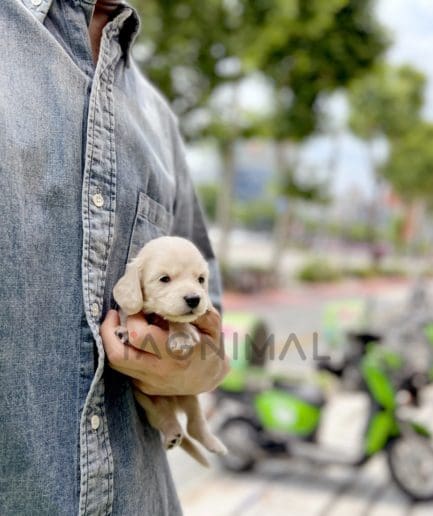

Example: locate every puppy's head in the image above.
[113,236,210,322]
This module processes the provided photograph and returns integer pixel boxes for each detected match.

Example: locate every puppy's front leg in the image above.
[114,309,130,344]
[168,322,200,356]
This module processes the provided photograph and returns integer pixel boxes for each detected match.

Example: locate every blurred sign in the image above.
[233,166,272,201]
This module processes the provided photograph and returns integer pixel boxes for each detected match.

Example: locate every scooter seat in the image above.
[273,380,326,407]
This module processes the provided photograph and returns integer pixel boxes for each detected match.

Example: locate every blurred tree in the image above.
[348,64,426,261]
[382,123,433,201]
[381,123,433,247]
[259,0,388,271]
[196,183,218,221]
[255,0,388,140]
[131,0,387,266]
[349,65,426,141]
[270,165,329,270]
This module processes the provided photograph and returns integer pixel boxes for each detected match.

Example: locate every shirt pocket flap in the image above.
[127,192,173,263]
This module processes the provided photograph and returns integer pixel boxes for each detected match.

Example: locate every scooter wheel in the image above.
[217,417,260,472]
[387,434,433,501]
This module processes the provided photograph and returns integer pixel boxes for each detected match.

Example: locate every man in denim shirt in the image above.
[0,1,227,514]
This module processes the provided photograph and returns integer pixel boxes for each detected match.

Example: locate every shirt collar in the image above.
[21,0,140,60]
[108,4,141,62]
[21,0,53,23]
[22,1,97,23]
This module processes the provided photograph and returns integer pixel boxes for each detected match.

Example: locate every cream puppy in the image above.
[113,236,227,465]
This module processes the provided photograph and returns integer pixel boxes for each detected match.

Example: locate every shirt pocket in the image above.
[126,191,174,263]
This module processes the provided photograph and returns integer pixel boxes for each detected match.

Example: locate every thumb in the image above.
[193,307,221,339]
[101,309,121,329]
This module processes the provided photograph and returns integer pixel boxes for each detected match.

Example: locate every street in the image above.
[168,279,433,515]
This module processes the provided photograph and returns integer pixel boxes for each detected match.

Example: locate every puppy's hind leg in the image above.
[134,391,183,450]
[135,392,210,466]
[180,436,210,467]
[180,395,227,456]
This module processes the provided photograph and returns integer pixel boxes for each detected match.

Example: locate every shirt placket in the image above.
[79,24,122,516]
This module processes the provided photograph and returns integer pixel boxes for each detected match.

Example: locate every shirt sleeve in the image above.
[169,131,223,313]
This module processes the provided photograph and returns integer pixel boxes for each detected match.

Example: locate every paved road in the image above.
[169,390,433,516]
[168,280,433,515]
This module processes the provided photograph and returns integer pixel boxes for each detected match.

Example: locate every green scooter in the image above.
[216,335,433,501]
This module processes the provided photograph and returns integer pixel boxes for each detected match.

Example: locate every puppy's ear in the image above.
[113,263,144,315]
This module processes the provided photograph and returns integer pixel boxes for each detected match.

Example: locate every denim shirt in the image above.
[0,1,220,514]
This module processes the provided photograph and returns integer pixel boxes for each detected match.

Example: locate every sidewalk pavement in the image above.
[169,389,433,516]
[222,277,411,311]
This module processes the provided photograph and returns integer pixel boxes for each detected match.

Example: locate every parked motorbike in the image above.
[216,340,433,501]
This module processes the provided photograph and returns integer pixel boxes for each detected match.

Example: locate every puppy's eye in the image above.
[159,275,171,283]
[198,276,205,284]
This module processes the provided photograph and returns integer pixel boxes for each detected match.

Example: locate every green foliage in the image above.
[131,0,387,142]
[131,0,235,116]
[131,0,388,259]
[347,63,427,263]
[381,122,433,202]
[343,223,373,243]
[220,263,276,293]
[233,199,277,230]
[349,64,426,141]
[345,265,405,279]
[278,167,329,203]
[340,222,383,243]
[297,259,341,282]
[196,183,218,221]
[196,182,277,229]
[260,0,388,141]
[297,259,406,283]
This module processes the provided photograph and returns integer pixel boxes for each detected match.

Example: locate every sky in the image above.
[378,0,433,121]
[303,0,433,199]
[187,0,433,199]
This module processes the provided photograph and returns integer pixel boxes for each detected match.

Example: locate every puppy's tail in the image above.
[180,436,210,467]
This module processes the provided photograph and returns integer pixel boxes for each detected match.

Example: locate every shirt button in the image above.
[92,193,104,208]
[31,0,42,5]
[90,415,100,430]
[90,303,100,317]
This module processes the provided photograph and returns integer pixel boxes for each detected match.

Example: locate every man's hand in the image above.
[100,308,230,396]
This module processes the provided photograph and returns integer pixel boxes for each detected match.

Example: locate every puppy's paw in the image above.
[168,334,195,356]
[115,326,129,345]
[202,434,228,456]
[164,432,183,450]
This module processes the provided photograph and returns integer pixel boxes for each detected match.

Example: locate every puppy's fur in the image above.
[113,236,227,466]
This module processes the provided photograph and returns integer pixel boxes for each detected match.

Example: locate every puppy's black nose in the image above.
[184,295,200,309]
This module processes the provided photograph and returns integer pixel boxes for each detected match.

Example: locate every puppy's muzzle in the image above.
[184,294,201,309]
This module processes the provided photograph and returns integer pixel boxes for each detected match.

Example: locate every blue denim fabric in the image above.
[0,1,221,514]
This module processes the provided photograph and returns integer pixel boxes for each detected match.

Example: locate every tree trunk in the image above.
[366,142,383,267]
[402,199,425,251]
[270,141,293,273]
[216,141,235,266]
[270,198,291,272]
